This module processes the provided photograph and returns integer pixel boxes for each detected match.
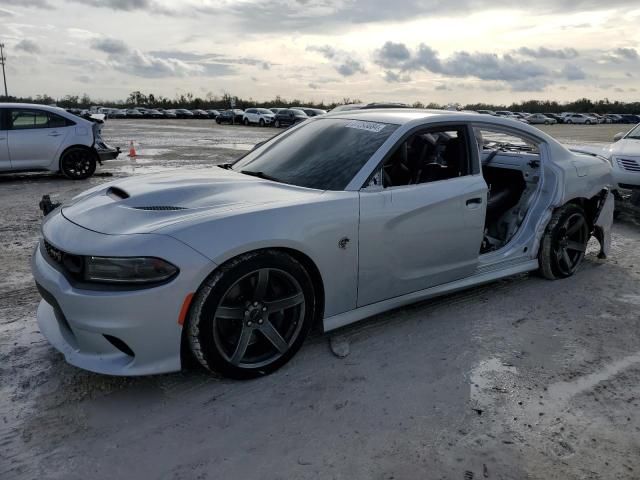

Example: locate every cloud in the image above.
[614,48,639,61]
[91,37,129,55]
[89,37,235,78]
[560,63,587,80]
[336,58,366,76]
[306,45,338,60]
[70,0,155,11]
[516,47,579,59]
[376,41,560,90]
[374,41,412,68]
[15,39,41,54]
[384,70,411,83]
[1,0,54,9]
[0,7,15,16]
[307,44,366,76]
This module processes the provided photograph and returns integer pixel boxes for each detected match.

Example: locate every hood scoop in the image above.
[133,206,188,211]
[107,186,130,200]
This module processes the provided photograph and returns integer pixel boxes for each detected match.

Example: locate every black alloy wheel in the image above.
[60,148,97,180]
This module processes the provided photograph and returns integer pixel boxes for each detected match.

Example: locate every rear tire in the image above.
[187,250,316,379]
[539,204,590,280]
[243,118,249,126]
[60,147,97,180]
[274,120,281,128]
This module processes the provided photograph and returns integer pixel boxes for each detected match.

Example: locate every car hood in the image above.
[61,167,323,235]
[609,138,640,157]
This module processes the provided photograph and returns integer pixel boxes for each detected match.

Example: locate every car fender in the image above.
[161,193,360,320]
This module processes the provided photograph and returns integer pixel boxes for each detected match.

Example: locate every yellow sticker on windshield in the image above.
[344,120,386,133]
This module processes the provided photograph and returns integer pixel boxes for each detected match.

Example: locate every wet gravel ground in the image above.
[1,120,639,480]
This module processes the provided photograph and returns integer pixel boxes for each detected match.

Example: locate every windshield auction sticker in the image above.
[344,120,386,133]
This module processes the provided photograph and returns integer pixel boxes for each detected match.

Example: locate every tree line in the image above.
[1,92,639,114]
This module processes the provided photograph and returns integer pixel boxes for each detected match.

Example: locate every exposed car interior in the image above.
[476,127,541,253]
[378,125,541,255]
[382,127,470,187]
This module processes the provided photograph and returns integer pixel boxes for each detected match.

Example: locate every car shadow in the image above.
[0,171,113,184]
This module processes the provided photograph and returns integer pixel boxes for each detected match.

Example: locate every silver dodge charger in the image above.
[32,109,614,379]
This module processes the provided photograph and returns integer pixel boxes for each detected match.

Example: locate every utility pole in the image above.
[0,43,7,98]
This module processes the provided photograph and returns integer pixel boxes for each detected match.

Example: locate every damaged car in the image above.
[32,109,613,379]
[0,103,119,179]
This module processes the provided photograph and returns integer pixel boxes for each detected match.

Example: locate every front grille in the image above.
[43,240,84,280]
[617,158,640,172]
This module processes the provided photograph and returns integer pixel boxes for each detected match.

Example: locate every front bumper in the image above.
[611,158,640,190]
[31,213,216,376]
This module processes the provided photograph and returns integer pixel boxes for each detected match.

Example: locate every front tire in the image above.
[259,118,265,127]
[539,204,590,280]
[187,250,316,379]
[60,147,97,180]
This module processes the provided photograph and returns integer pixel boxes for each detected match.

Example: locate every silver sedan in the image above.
[32,110,613,378]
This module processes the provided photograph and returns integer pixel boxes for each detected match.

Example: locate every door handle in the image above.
[466,197,483,206]
[48,132,62,137]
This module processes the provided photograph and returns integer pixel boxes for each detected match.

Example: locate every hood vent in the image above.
[107,186,130,200]
[133,206,187,211]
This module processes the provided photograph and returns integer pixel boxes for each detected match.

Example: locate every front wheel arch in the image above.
[180,247,326,369]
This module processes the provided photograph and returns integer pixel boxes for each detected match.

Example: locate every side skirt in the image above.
[323,259,539,332]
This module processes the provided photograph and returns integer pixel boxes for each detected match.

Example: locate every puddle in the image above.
[212,142,254,151]
[547,351,640,404]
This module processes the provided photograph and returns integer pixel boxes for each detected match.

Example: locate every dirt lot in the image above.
[1,120,639,480]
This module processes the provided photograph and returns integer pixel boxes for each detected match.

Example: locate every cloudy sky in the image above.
[1,0,639,104]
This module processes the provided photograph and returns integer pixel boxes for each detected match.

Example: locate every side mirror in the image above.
[614,132,625,142]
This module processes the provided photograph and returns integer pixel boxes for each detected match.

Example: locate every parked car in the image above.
[216,110,244,124]
[269,108,285,114]
[32,109,613,378]
[527,113,557,125]
[620,114,640,124]
[545,113,565,124]
[291,107,327,117]
[242,108,275,127]
[171,109,193,119]
[273,108,308,128]
[125,109,143,118]
[607,123,640,190]
[605,114,623,124]
[111,109,128,119]
[145,109,164,119]
[477,110,496,115]
[565,114,595,125]
[206,110,220,119]
[191,109,209,119]
[162,109,178,119]
[0,103,119,179]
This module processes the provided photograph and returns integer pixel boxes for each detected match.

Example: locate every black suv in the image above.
[274,109,308,128]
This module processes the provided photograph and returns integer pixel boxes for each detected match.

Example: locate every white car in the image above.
[32,110,613,378]
[565,114,595,125]
[242,108,275,127]
[0,103,119,179]
[527,114,557,125]
[607,123,640,190]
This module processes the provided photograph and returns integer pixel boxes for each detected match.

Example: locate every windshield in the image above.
[626,124,640,139]
[232,118,399,190]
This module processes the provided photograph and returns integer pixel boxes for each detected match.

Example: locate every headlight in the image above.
[84,256,178,284]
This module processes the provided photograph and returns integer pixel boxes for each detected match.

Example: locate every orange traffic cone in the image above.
[128,140,137,157]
